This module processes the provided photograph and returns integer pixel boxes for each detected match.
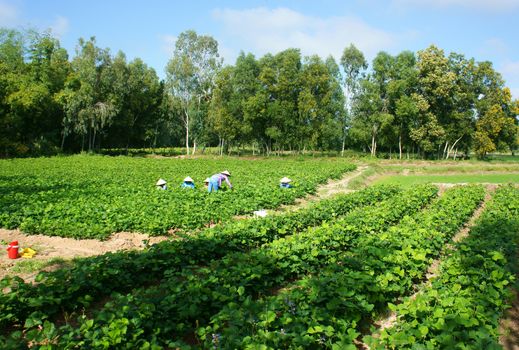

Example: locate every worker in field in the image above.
[203,178,210,189]
[208,170,233,193]
[156,178,167,190]
[280,177,293,188]
[181,176,195,189]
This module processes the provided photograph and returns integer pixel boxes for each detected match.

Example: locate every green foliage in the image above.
[370,185,519,349]
[0,184,399,345]
[0,155,354,238]
[201,185,484,348]
[18,185,435,348]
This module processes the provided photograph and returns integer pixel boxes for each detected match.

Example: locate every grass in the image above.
[372,173,519,186]
[10,257,70,274]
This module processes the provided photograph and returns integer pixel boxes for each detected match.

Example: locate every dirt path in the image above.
[0,230,168,281]
[278,165,368,212]
[362,185,494,348]
[500,254,519,349]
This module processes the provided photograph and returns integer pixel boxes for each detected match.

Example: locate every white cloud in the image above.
[393,0,519,12]
[500,61,519,99]
[49,15,69,38]
[501,61,519,75]
[160,34,177,57]
[0,1,18,26]
[212,7,399,63]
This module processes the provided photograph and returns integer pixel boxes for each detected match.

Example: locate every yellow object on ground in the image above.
[20,248,36,258]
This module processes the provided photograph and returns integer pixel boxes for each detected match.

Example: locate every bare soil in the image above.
[501,289,519,350]
[0,229,168,281]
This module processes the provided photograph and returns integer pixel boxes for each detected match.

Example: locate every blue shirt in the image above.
[181,182,195,189]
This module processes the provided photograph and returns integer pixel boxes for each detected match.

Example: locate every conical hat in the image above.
[221,170,231,176]
[280,177,292,183]
[183,176,194,182]
[204,178,210,183]
[156,178,167,186]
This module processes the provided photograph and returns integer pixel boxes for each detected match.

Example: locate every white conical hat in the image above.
[221,170,231,176]
[156,178,167,186]
[204,178,210,183]
[183,176,194,182]
[280,177,292,183]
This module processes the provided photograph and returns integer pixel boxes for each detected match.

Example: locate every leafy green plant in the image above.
[368,185,519,349]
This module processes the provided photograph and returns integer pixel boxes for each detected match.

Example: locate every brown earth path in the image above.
[0,231,168,281]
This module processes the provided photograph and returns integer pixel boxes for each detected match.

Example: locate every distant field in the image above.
[0,155,355,239]
[372,173,519,186]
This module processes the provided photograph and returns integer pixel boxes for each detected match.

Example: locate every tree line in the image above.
[0,28,517,158]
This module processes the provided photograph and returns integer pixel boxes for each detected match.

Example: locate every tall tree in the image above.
[340,44,367,155]
[57,37,117,151]
[166,30,222,155]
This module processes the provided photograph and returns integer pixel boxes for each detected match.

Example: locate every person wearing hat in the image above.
[156,178,167,190]
[208,170,233,193]
[181,176,195,189]
[203,178,210,189]
[280,177,293,188]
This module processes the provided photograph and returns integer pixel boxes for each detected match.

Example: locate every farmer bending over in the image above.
[181,176,195,189]
[280,177,293,188]
[156,178,167,190]
[208,170,233,193]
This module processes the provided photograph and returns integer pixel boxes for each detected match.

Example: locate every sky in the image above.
[1,0,518,98]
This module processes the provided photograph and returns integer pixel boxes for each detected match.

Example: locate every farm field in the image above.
[0,156,518,349]
[0,155,355,239]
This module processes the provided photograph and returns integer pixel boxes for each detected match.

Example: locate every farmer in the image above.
[280,177,293,188]
[181,176,195,189]
[208,170,233,193]
[156,178,167,190]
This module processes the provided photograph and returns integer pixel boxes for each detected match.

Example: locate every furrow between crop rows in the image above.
[33,185,437,348]
[0,185,399,333]
[366,185,519,349]
[193,185,485,349]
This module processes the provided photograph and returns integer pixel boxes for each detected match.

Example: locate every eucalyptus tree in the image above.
[321,55,345,150]
[340,44,367,155]
[389,51,418,158]
[57,37,117,151]
[106,55,163,148]
[298,55,343,151]
[166,30,222,155]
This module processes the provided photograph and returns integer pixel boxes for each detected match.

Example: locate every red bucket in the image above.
[7,241,19,259]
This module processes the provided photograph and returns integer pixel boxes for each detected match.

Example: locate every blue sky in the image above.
[1,0,518,98]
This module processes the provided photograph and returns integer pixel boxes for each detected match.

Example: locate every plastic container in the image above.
[6,241,19,259]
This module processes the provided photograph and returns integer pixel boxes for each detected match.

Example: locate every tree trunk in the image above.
[61,132,66,151]
[371,133,376,157]
[184,108,190,156]
[399,134,402,160]
[442,141,449,160]
[92,128,97,152]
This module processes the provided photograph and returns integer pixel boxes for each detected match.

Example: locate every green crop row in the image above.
[368,185,519,349]
[0,185,399,332]
[0,155,355,238]
[196,185,485,349]
[29,185,437,348]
